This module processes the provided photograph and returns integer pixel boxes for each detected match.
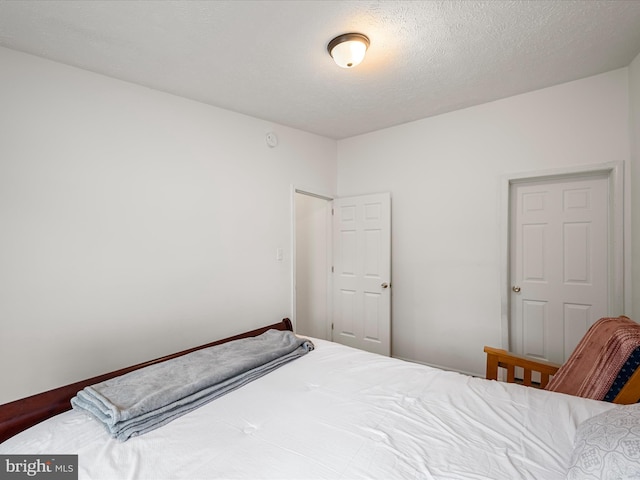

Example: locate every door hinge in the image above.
[331,208,334,215]
[331,323,334,330]
[331,266,334,273]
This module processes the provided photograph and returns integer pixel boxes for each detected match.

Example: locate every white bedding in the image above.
[0,338,614,479]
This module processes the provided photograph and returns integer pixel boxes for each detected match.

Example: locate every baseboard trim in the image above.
[393,355,481,378]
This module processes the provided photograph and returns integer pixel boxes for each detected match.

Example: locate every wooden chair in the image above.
[484,316,640,404]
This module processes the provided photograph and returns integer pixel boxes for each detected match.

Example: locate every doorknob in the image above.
[512,286,521,293]
[381,283,389,289]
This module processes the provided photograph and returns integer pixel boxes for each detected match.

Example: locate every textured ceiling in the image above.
[1,0,640,139]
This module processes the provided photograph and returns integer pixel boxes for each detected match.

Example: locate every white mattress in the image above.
[0,338,613,479]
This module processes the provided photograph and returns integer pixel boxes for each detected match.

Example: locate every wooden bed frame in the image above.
[0,318,293,443]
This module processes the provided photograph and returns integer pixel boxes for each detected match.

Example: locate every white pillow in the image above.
[567,404,640,479]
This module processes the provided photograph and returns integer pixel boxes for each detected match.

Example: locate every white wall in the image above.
[630,52,640,320]
[1,44,637,403]
[0,47,336,404]
[337,69,631,376]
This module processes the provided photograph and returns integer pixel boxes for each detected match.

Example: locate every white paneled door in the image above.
[332,193,391,356]
[510,174,609,364]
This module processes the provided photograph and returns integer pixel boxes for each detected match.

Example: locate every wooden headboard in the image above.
[0,318,293,443]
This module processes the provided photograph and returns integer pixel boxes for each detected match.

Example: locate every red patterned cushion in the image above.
[545,316,640,401]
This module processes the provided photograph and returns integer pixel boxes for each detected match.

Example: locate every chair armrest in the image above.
[484,346,561,389]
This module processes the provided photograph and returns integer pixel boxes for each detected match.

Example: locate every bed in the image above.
[1,318,637,479]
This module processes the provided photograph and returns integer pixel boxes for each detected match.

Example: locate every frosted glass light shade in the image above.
[327,33,370,69]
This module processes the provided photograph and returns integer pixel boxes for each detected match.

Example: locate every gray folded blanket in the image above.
[71,329,314,441]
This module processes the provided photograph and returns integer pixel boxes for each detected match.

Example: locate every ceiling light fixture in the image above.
[327,33,370,69]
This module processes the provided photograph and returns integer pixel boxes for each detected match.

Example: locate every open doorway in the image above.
[294,189,332,340]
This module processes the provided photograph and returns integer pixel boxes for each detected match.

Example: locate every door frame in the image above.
[498,161,626,350]
[290,185,334,338]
